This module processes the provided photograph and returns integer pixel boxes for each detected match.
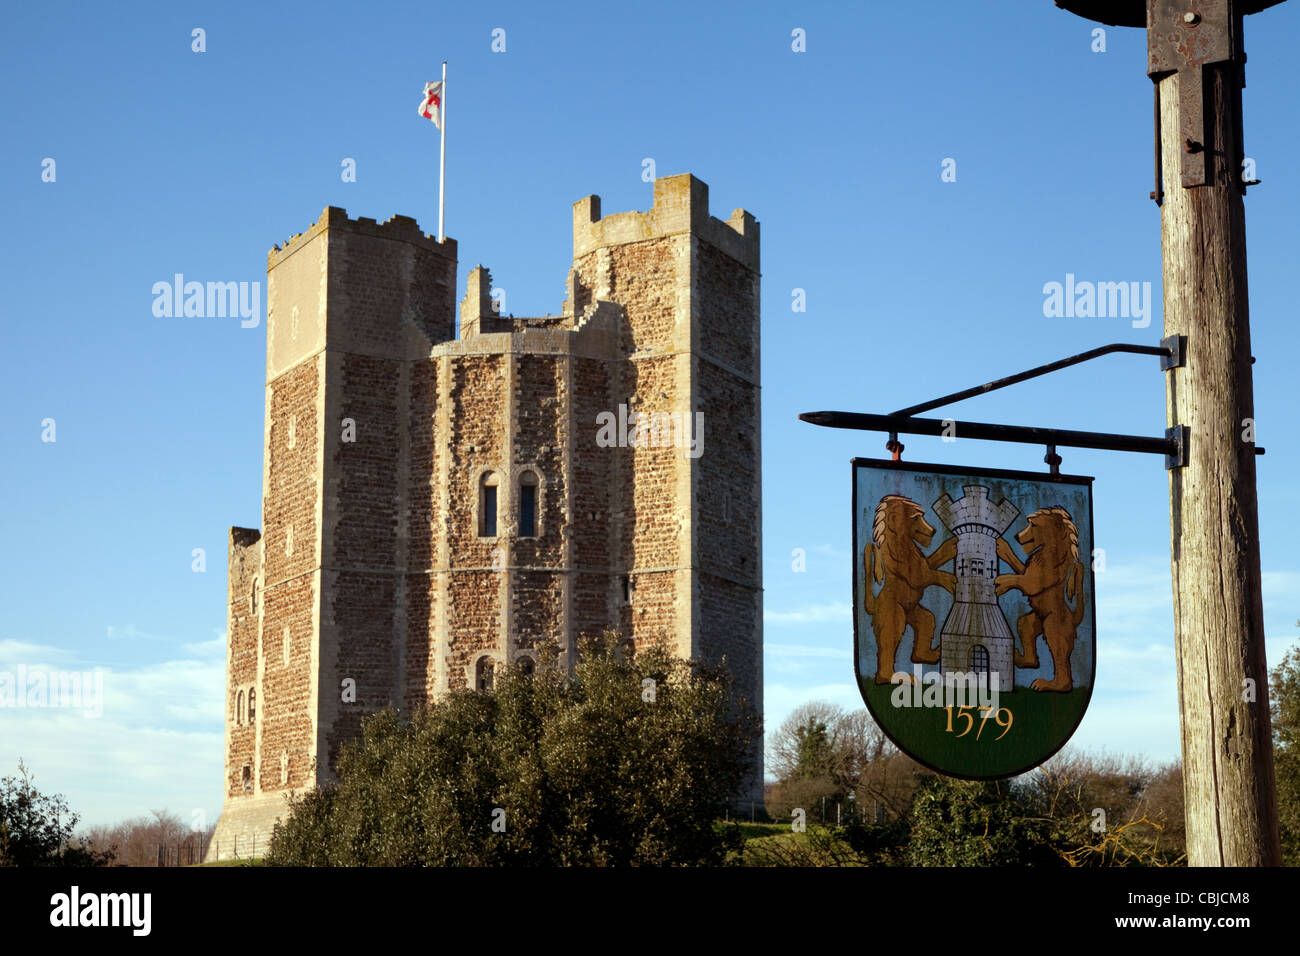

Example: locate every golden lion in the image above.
[994,506,1086,692]
[863,495,956,684]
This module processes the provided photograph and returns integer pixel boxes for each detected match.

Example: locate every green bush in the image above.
[265,635,757,866]
[906,776,1060,867]
[1271,635,1300,866]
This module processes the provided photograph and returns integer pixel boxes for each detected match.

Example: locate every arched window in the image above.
[476,657,495,693]
[237,690,245,725]
[479,473,499,537]
[970,645,990,678]
[248,688,257,724]
[519,472,538,537]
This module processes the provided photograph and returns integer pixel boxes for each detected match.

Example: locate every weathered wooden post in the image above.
[1055,0,1284,865]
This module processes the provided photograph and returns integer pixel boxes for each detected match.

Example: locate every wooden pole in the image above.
[1158,54,1280,866]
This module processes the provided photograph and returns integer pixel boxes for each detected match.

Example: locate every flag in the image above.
[418,81,443,129]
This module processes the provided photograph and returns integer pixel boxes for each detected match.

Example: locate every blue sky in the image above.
[1,1,1296,828]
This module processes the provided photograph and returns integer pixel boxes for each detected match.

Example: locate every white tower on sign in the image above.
[932,484,1019,693]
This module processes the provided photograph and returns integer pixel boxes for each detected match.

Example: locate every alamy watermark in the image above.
[1042,273,1152,328]
[152,274,261,327]
[50,886,150,936]
[0,666,104,717]
[595,403,704,459]
[889,665,1001,712]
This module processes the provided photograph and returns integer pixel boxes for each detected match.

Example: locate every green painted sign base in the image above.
[860,680,1091,780]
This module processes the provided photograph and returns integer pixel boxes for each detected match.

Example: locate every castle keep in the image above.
[207,174,762,859]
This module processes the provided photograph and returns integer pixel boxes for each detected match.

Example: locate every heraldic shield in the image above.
[852,458,1097,779]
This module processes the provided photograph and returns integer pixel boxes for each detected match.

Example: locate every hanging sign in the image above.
[853,458,1096,779]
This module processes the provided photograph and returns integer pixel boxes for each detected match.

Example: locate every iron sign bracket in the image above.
[1160,333,1187,369]
[888,340,1177,419]
[801,337,1264,471]
[1166,424,1191,468]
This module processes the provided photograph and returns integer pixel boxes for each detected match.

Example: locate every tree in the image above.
[1023,751,1185,866]
[82,808,211,866]
[0,760,115,867]
[265,633,758,866]
[768,702,846,782]
[767,702,925,824]
[794,716,835,779]
[766,703,848,824]
[1269,628,1300,865]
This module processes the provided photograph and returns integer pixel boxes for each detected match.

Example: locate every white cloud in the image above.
[182,630,227,658]
[764,602,852,625]
[765,641,851,678]
[0,633,226,829]
[0,639,79,668]
[765,642,849,659]
[104,624,174,644]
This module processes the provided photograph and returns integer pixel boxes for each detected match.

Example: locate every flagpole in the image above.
[438,60,447,243]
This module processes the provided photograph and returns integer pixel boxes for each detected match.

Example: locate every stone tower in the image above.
[207,174,761,860]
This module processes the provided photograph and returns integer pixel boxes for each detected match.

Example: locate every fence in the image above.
[156,836,210,867]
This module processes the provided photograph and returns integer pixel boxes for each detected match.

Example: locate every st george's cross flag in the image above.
[418,81,443,129]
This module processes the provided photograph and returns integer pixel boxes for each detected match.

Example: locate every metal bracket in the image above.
[1151,82,1165,205]
[802,338,1195,472]
[1146,0,1243,188]
[1160,333,1187,369]
[890,341,1177,418]
[800,410,1183,468]
[1165,424,1190,468]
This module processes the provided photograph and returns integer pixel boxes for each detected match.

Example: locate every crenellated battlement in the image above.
[268,206,457,270]
[572,173,759,272]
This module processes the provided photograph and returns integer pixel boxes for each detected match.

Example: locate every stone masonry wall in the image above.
[603,234,687,660]
[263,359,320,586]
[333,353,402,570]
[225,529,261,798]
[444,354,507,687]
[696,367,759,583]
[689,195,762,806]
[512,355,566,565]
[259,572,314,791]
[324,569,398,773]
[570,355,613,643]
[405,358,440,706]
[695,241,758,378]
[445,570,500,688]
[256,357,320,796]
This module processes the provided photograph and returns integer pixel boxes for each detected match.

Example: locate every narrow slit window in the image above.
[480,473,499,537]
[520,474,538,537]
